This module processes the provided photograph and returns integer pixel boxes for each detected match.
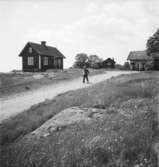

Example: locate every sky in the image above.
[0,0,159,72]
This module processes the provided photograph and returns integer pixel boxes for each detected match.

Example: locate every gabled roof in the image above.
[127,51,152,61]
[103,58,115,63]
[20,42,65,58]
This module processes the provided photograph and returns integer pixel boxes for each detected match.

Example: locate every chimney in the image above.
[41,41,46,46]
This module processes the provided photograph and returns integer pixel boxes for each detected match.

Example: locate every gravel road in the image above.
[0,71,133,122]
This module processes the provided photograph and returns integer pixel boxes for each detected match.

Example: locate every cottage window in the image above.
[29,47,32,53]
[43,57,48,66]
[107,62,111,66]
[28,57,34,65]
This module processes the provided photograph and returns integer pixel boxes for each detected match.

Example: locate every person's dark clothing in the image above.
[83,68,89,83]
[83,74,89,83]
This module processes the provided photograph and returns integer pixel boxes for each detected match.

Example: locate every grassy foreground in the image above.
[0,72,159,167]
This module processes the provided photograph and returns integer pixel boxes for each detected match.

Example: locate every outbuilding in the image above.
[102,58,115,68]
[19,41,65,72]
[127,51,152,70]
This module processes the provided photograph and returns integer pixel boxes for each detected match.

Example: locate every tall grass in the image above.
[1,72,159,167]
[0,73,158,145]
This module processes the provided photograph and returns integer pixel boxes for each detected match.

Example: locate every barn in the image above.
[127,51,153,70]
[102,58,115,68]
[19,41,65,72]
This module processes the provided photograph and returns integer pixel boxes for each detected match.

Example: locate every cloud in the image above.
[85,2,99,14]
[55,1,146,46]
[23,29,52,42]
[17,0,159,47]
[32,3,39,9]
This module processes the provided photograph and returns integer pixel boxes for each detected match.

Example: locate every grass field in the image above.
[0,72,159,167]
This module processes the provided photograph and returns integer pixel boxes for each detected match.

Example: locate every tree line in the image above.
[72,28,159,70]
[73,53,130,70]
[146,28,159,70]
[73,53,103,69]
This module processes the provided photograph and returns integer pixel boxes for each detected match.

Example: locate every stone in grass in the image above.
[25,86,30,90]
[30,107,105,138]
[93,104,106,109]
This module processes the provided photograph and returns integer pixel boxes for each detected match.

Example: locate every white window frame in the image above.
[107,62,111,66]
[29,47,32,53]
[28,57,34,66]
[43,57,49,66]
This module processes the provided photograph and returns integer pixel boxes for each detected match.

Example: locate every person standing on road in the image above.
[83,65,89,83]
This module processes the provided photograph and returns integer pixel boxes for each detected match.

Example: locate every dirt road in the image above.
[0,71,133,122]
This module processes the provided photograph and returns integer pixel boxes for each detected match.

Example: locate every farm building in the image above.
[19,41,65,72]
[127,51,153,70]
[102,58,115,68]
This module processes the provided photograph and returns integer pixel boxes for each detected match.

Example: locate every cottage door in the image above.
[39,55,41,70]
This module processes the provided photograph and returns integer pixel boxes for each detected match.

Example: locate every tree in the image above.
[88,55,103,69]
[115,64,124,70]
[144,60,154,71]
[73,53,88,68]
[146,29,159,56]
[123,62,130,70]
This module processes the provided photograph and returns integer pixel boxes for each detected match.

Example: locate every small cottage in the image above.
[102,58,115,68]
[19,41,65,72]
[127,51,152,70]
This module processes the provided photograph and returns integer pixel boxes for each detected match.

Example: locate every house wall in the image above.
[22,56,39,72]
[21,45,39,72]
[41,56,54,71]
[40,56,63,71]
[54,58,63,69]
[103,61,115,68]
[130,60,146,71]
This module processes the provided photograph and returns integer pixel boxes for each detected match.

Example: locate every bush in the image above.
[144,60,154,71]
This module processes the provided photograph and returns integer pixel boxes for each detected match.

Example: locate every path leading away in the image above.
[0,71,133,122]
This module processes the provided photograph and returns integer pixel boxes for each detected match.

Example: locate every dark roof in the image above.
[104,58,115,63]
[20,42,65,58]
[127,51,152,61]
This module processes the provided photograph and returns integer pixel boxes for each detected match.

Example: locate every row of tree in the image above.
[73,53,131,70]
[73,53,104,69]
[147,29,159,56]
[146,28,159,70]
[72,28,159,70]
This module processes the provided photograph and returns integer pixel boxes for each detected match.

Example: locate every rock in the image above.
[25,86,30,90]
[30,107,105,138]
[32,74,44,79]
[93,104,105,109]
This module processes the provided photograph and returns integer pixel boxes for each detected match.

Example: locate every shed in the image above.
[102,58,115,68]
[127,51,152,70]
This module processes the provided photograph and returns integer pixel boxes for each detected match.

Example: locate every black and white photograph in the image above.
[0,0,159,166]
